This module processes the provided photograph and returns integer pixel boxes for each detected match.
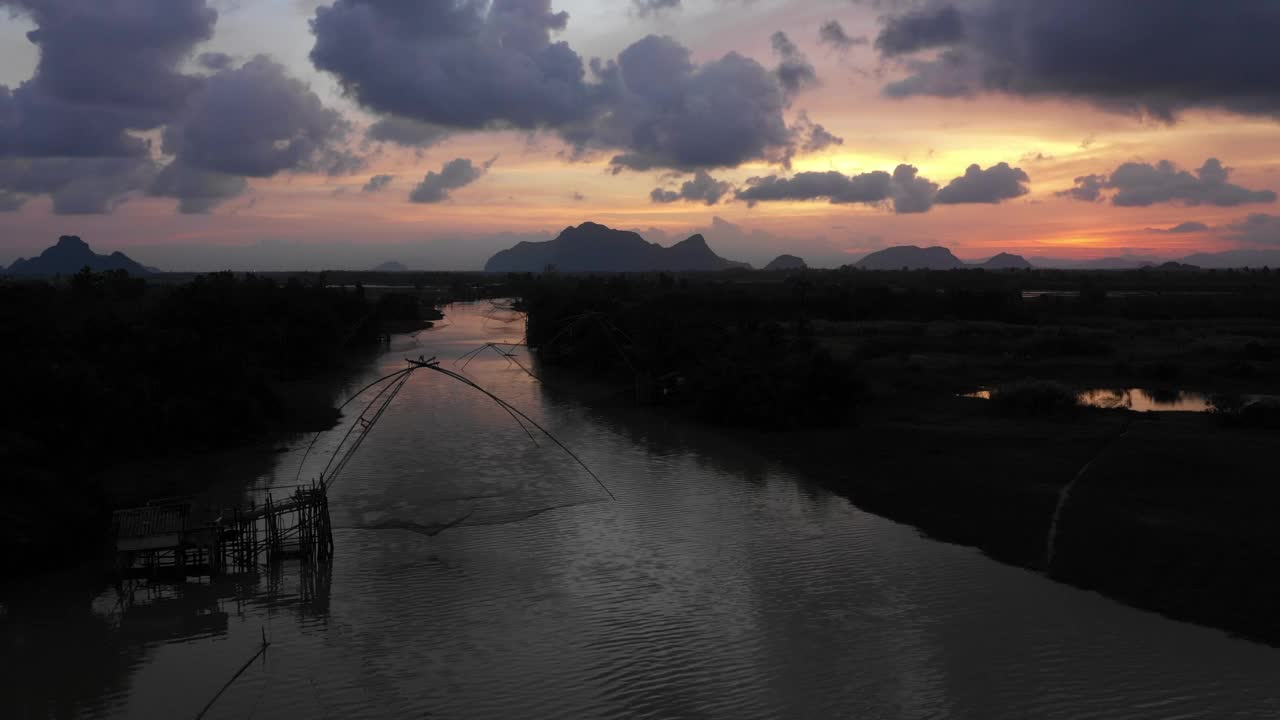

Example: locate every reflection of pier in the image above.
[112,482,333,579]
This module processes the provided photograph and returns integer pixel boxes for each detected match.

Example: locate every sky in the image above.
[2,0,1280,270]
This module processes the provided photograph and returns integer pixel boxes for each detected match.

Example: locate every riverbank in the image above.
[549,370,1280,645]
[742,397,1280,645]
[0,270,440,577]
[513,271,1280,645]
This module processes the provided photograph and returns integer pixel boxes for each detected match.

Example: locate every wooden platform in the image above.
[112,483,333,579]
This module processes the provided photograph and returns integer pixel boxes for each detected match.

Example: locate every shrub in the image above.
[989,380,1080,416]
[1213,395,1280,429]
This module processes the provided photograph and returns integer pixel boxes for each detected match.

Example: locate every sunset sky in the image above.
[2,0,1279,270]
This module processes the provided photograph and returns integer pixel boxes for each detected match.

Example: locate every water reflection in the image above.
[5,302,1280,719]
[966,386,1271,413]
[0,563,331,719]
[1078,388,1215,412]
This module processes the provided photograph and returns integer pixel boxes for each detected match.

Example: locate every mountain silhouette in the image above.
[371,261,409,272]
[1143,261,1202,272]
[1176,249,1280,269]
[978,252,1033,270]
[854,246,964,270]
[4,236,155,276]
[483,222,750,272]
[764,254,807,271]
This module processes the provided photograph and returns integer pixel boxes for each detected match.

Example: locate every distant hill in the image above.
[1027,254,1162,270]
[371,261,409,272]
[1177,249,1280,269]
[4,236,155,276]
[1026,250,1280,270]
[1143,261,1202,272]
[483,222,750,272]
[764,254,807,271]
[978,253,1033,270]
[854,246,964,270]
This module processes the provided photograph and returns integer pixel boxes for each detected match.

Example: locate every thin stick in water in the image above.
[193,629,271,720]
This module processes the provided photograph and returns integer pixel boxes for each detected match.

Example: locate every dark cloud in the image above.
[0,191,25,212]
[771,31,818,95]
[593,35,795,171]
[801,124,843,154]
[310,4,813,173]
[737,161,1026,213]
[789,111,844,156]
[1,1,354,214]
[737,166,943,213]
[649,170,733,205]
[0,156,156,214]
[632,0,680,16]
[310,0,590,130]
[149,162,248,214]
[1224,213,1280,246]
[738,170,890,207]
[1148,221,1209,234]
[409,157,492,203]
[0,0,201,213]
[0,0,217,157]
[147,55,358,212]
[366,117,450,148]
[818,20,866,52]
[1060,158,1276,207]
[935,162,1030,204]
[197,52,235,71]
[890,163,939,213]
[874,1,1280,121]
[1058,174,1106,203]
[161,56,355,179]
[362,174,395,192]
[875,4,964,56]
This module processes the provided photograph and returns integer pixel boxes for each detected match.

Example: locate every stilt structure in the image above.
[112,481,333,579]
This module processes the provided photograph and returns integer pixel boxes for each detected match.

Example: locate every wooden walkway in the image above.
[112,482,333,579]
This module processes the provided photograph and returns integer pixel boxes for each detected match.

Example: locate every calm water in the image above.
[5,302,1280,719]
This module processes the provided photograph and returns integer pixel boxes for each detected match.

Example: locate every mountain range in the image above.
[850,245,1280,271]
[4,236,155,276]
[484,222,751,272]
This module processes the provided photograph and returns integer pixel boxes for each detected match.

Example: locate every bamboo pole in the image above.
[193,628,271,720]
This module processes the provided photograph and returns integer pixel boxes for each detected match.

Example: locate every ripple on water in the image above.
[5,302,1280,720]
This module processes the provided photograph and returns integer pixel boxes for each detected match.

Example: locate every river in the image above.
[4,301,1280,719]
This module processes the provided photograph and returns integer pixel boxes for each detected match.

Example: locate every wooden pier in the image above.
[112,482,334,579]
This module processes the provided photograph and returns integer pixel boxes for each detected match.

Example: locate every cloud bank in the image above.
[0,0,355,214]
[874,0,1280,121]
[1060,159,1276,208]
[409,157,493,203]
[738,162,1026,213]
